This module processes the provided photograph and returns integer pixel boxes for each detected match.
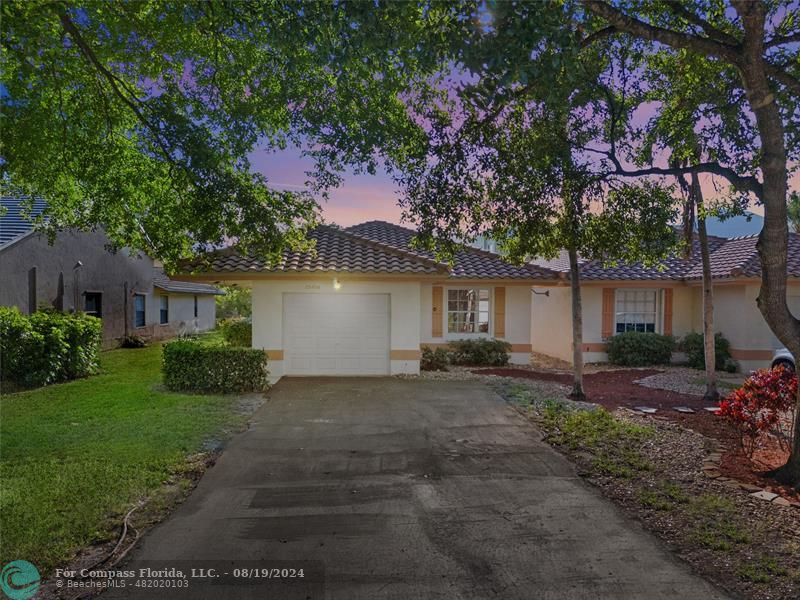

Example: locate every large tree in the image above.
[1,0,464,265]
[576,0,800,484]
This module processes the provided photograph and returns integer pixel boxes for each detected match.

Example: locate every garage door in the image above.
[283,293,390,375]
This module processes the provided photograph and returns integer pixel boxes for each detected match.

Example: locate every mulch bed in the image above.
[475,367,798,501]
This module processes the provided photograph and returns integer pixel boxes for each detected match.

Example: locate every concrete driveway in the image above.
[109,378,729,599]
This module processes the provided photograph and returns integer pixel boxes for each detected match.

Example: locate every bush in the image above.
[120,334,148,348]
[607,332,675,366]
[420,346,449,371]
[0,307,101,387]
[448,338,511,366]
[718,367,797,458]
[162,340,268,393]
[680,332,733,371]
[219,317,252,347]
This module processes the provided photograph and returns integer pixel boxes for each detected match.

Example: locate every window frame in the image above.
[614,288,662,335]
[159,295,169,325]
[83,291,103,318]
[445,287,492,337]
[133,293,146,328]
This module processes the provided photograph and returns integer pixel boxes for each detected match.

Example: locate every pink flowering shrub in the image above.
[717,366,797,458]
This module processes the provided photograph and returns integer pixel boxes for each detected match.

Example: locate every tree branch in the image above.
[606,162,763,198]
[582,1,740,63]
[766,32,800,48]
[664,1,741,46]
[580,26,617,48]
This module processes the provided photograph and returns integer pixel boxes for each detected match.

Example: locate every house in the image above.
[530,234,800,372]
[178,221,557,380]
[0,197,222,346]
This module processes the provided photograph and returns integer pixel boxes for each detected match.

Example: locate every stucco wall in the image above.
[252,279,422,380]
[530,286,573,363]
[0,230,216,346]
[420,282,533,365]
[132,292,217,340]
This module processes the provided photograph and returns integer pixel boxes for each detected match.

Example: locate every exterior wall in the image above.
[0,230,216,347]
[252,279,422,381]
[420,282,533,365]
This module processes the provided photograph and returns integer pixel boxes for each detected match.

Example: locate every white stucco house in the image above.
[179,221,556,380]
[179,220,798,380]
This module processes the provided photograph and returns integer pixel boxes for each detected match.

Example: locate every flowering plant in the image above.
[717,367,797,458]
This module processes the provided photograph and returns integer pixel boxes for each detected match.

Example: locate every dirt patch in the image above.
[478,367,798,501]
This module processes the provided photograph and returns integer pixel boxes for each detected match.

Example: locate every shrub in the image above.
[162,340,268,393]
[718,366,797,458]
[0,307,101,387]
[448,338,512,366]
[120,334,148,348]
[680,332,733,371]
[607,332,675,366]
[219,317,252,347]
[420,346,449,371]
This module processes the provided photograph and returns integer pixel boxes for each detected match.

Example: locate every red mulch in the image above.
[477,367,798,500]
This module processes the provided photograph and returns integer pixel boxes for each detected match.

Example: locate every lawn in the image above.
[0,342,247,573]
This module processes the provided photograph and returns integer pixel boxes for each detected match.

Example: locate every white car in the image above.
[771,348,795,372]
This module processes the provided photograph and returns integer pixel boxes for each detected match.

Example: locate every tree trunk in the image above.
[691,172,718,402]
[568,246,585,401]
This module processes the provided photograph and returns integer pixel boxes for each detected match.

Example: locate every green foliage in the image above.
[162,340,267,393]
[120,334,148,349]
[420,346,449,371]
[216,286,252,319]
[0,307,101,387]
[607,332,675,366]
[447,338,511,366]
[1,1,463,265]
[218,318,252,347]
[680,332,733,371]
[738,557,788,584]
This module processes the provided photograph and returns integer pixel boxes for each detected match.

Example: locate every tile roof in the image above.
[153,270,223,295]
[345,221,557,280]
[0,196,47,248]
[684,234,800,280]
[181,221,559,280]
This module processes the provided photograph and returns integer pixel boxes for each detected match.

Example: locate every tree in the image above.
[578,0,800,485]
[788,192,800,234]
[397,6,678,400]
[1,1,463,265]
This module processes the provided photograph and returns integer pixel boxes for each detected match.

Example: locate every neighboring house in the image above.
[0,197,221,346]
[530,234,800,372]
[178,221,557,380]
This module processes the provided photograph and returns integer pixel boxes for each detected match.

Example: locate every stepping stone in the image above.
[739,483,763,492]
[703,406,721,413]
[772,497,791,507]
[673,406,695,413]
[750,490,778,502]
[634,406,657,414]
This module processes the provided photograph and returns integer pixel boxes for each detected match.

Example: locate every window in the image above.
[159,295,169,325]
[133,294,146,328]
[84,292,102,318]
[615,290,658,333]
[193,295,198,318]
[447,288,490,334]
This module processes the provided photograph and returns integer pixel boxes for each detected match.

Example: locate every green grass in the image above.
[0,343,246,572]
[737,557,788,583]
[685,494,751,552]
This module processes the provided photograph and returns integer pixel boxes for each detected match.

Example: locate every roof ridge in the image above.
[323,224,451,273]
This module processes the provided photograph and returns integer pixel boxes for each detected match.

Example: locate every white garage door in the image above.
[283,293,390,376]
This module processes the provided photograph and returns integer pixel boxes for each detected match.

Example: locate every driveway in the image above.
[108,378,729,599]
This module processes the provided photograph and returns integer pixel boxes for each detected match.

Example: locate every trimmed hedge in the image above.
[218,317,252,347]
[607,332,675,367]
[421,346,449,371]
[448,339,512,366]
[162,340,268,393]
[680,332,735,372]
[0,307,102,387]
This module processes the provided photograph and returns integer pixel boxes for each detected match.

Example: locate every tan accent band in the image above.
[390,350,422,360]
[494,286,506,338]
[581,343,608,353]
[601,288,615,339]
[265,350,284,360]
[730,349,775,361]
[432,286,443,338]
[663,288,673,336]
[420,343,531,353]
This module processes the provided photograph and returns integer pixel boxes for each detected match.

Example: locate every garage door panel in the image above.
[283,293,390,376]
